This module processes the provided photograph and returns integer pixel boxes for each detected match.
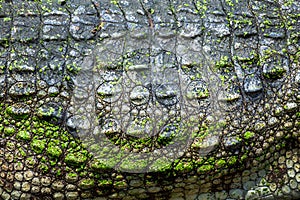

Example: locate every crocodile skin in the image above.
[0,0,299,199]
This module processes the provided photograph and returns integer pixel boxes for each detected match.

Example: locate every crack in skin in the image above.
[0,0,299,199]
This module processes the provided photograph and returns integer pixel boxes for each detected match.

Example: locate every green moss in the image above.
[25,157,36,168]
[113,181,128,189]
[216,159,226,167]
[263,66,286,79]
[15,121,22,127]
[119,156,149,171]
[38,163,49,173]
[6,141,15,150]
[37,127,45,134]
[49,160,58,166]
[66,172,78,181]
[90,160,110,171]
[18,147,27,157]
[241,153,248,161]
[46,142,62,158]
[98,180,112,188]
[31,139,46,154]
[244,131,255,140]
[55,169,62,177]
[195,0,208,16]
[68,141,78,149]
[187,87,209,99]
[110,0,119,6]
[149,158,171,172]
[228,156,238,165]
[174,160,193,172]
[65,152,88,167]
[206,157,215,164]
[3,119,10,126]
[2,17,11,23]
[16,130,31,141]
[4,127,15,136]
[66,64,81,74]
[6,106,30,120]
[79,179,95,189]
[45,129,53,137]
[215,56,232,69]
[225,0,235,7]
[197,164,214,174]
[24,120,30,127]
[40,156,48,163]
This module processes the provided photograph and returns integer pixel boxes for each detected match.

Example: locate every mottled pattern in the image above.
[0,0,300,199]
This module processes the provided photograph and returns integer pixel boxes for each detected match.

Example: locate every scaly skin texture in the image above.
[0,0,300,199]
